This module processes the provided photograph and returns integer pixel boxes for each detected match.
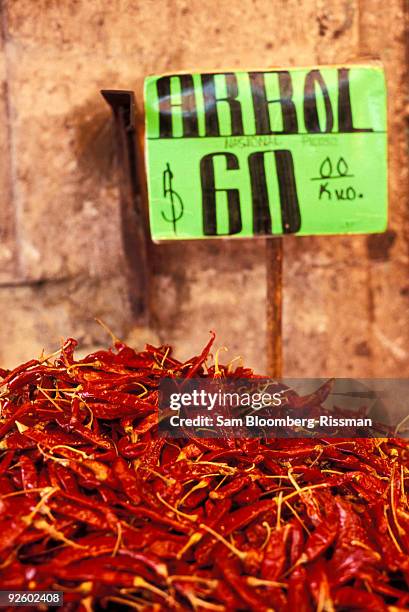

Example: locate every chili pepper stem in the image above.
[15,420,29,433]
[23,486,59,525]
[287,468,301,491]
[321,469,344,475]
[33,518,87,549]
[281,554,306,578]
[285,500,311,535]
[168,575,218,588]
[309,447,323,467]
[0,548,17,569]
[102,596,145,611]
[141,466,175,486]
[50,445,91,459]
[185,590,225,611]
[317,581,334,612]
[66,362,102,374]
[178,480,209,508]
[39,346,65,363]
[156,492,198,522]
[390,465,406,536]
[95,317,121,344]
[38,387,64,412]
[160,347,170,368]
[78,596,93,612]
[134,382,149,396]
[247,576,287,589]
[132,576,175,605]
[112,521,123,556]
[280,482,330,504]
[226,355,243,372]
[192,461,236,475]
[276,491,283,529]
[177,531,203,559]
[1,485,55,499]
[350,539,381,560]
[37,444,69,467]
[214,346,228,376]
[287,467,321,514]
[261,520,271,549]
[212,474,228,492]
[383,505,403,553]
[199,522,247,561]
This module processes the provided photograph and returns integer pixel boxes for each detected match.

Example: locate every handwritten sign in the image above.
[144,65,387,240]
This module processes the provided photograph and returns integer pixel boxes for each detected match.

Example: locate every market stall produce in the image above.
[0,334,408,611]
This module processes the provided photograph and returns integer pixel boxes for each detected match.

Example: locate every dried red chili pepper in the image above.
[0,334,408,611]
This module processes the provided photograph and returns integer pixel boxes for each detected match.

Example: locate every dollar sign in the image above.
[162,163,184,235]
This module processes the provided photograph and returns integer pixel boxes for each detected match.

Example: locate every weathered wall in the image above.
[0,0,407,374]
[285,0,408,376]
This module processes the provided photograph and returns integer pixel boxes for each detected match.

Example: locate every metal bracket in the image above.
[101,90,149,321]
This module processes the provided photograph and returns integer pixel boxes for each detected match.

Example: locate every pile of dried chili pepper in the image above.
[0,332,409,611]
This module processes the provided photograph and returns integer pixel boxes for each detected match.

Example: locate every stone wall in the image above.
[0,0,407,375]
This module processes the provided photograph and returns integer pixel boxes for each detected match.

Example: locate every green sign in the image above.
[144,65,387,241]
